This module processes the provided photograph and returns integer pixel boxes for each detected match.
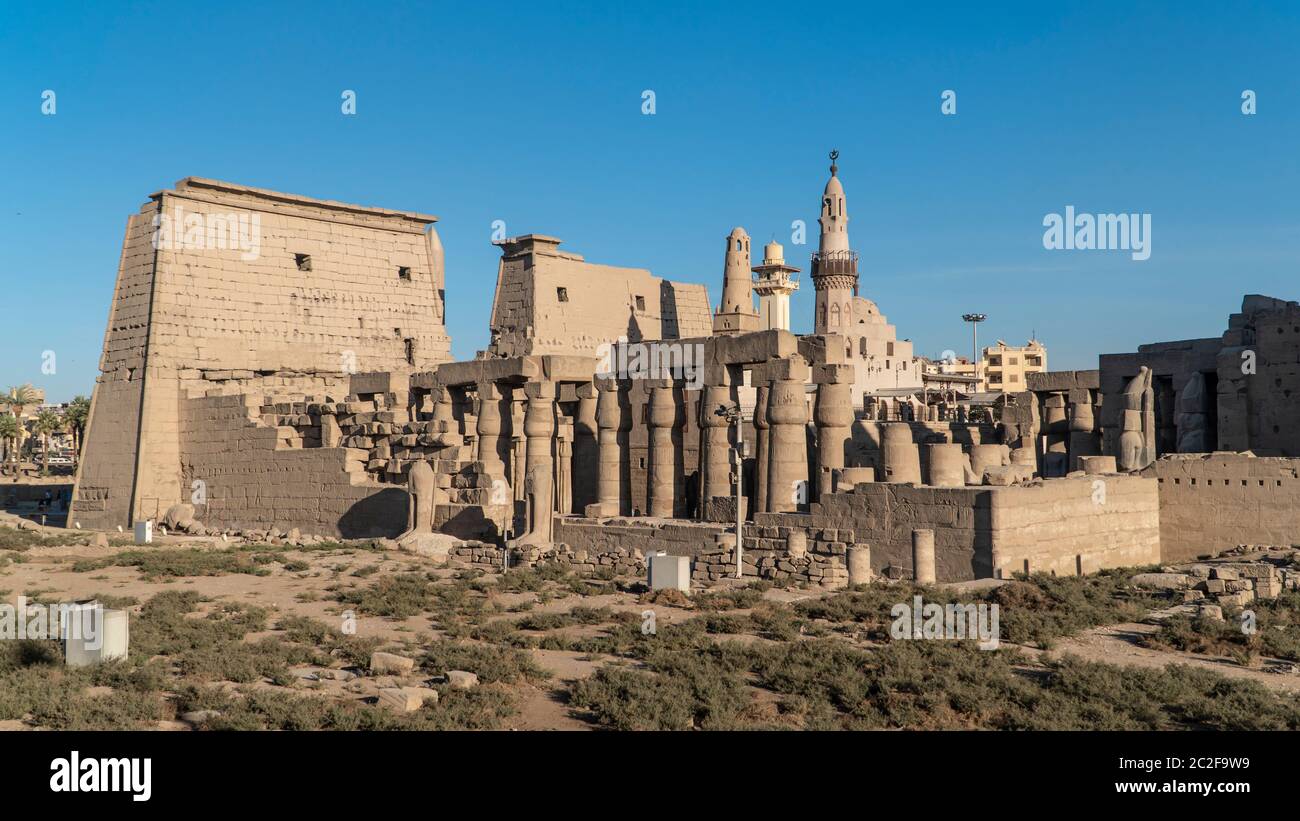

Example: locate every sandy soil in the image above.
[4,532,1299,729]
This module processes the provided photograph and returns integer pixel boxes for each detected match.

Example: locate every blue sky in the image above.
[2,1,1297,402]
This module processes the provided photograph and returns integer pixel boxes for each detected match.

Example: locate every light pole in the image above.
[962,313,987,392]
[716,402,744,578]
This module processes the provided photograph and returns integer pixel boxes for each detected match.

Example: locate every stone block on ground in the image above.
[1130,572,1196,591]
[446,670,479,690]
[370,651,415,675]
[397,531,457,563]
[378,686,438,712]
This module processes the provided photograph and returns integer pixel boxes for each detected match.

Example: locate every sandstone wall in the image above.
[150,179,451,378]
[1142,454,1300,562]
[749,476,1159,582]
[988,475,1160,577]
[1221,297,1300,455]
[771,484,991,580]
[487,235,712,358]
[70,210,157,529]
[71,178,453,530]
[178,393,405,538]
[553,518,725,557]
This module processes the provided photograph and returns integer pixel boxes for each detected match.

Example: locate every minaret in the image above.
[811,150,859,336]
[751,240,800,331]
[713,227,761,335]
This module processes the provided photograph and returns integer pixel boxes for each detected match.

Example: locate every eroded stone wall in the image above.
[1141,454,1300,562]
[71,178,453,530]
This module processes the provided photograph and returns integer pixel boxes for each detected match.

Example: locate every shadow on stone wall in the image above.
[338,488,408,539]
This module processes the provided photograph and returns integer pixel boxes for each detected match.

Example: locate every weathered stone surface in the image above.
[369,651,415,676]
[378,686,438,712]
[162,503,195,529]
[1130,572,1196,591]
[447,670,479,690]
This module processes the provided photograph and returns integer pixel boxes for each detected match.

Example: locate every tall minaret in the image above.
[713,227,761,335]
[751,240,800,331]
[811,150,859,336]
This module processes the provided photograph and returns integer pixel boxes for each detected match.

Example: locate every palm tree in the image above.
[64,395,91,460]
[0,414,18,471]
[33,409,62,474]
[2,385,38,463]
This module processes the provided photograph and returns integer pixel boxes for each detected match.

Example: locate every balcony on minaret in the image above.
[752,269,799,291]
[810,249,859,278]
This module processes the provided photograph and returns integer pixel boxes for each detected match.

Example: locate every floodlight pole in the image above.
[962,313,987,391]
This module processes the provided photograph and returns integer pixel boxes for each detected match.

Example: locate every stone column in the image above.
[1068,388,1100,470]
[1043,392,1069,477]
[881,423,921,484]
[517,381,555,545]
[572,383,599,512]
[647,382,677,518]
[699,384,733,515]
[753,384,770,516]
[591,378,623,517]
[847,543,872,586]
[556,423,573,515]
[926,443,965,487]
[1081,455,1117,474]
[968,443,1007,482]
[432,384,455,431]
[912,528,936,584]
[509,389,527,502]
[766,377,809,512]
[813,369,854,499]
[475,382,507,482]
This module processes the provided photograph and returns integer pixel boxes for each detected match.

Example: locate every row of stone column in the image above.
[881,424,1038,487]
[429,378,592,545]
[588,357,857,520]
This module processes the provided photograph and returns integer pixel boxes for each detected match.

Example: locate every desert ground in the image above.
[3,513,1300,732]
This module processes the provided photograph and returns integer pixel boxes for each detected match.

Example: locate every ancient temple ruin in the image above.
[68,165,1300,588]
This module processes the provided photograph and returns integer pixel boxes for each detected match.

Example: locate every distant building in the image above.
[983,339,1046,393]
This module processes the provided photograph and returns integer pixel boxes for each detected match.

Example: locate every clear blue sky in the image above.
[3,1,1297,402]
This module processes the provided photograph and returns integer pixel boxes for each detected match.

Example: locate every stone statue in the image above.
[1175,371,1211,453]
[397,460,454,561]
[1118,366,1156,471]
[400,460,436,538]
[507,464,556,556]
